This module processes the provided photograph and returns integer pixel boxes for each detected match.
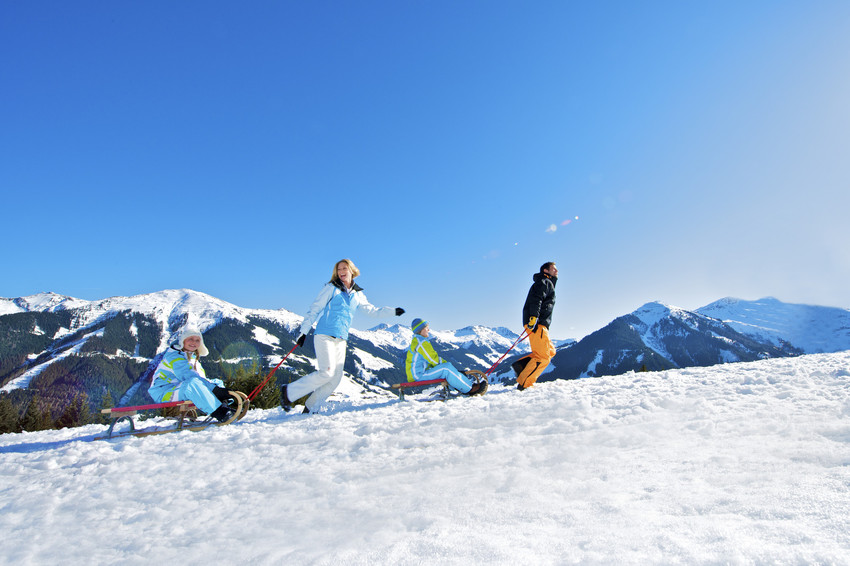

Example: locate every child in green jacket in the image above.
[405,318,486,395]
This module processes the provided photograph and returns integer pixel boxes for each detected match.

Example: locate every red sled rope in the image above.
[484,328,529,377]
[248,343,298,401]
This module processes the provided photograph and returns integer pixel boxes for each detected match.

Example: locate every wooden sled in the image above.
[391,370,488,401]
[95,390,249,440]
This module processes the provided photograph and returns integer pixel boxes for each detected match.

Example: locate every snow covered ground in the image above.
[2,352,849,565]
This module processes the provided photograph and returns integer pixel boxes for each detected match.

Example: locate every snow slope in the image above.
[628,301,696,361]
[1,352,849,565]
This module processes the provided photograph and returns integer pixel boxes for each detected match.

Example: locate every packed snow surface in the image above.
[2,352,849,565]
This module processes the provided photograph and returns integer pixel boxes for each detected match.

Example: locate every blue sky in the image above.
[2,1,849,340]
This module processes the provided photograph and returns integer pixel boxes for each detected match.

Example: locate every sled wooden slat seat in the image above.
[391,379,448,400]
[102,400,196,416]
[99,400,198,438]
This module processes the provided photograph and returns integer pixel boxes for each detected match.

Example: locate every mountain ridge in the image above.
[2,290,849,419]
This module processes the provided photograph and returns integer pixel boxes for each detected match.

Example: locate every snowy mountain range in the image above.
[543,297,850,381]
[1,290,848,412]
[696,296,850,354]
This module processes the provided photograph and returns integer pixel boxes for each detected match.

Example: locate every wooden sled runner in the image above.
[392,378,449,401]
[95,390,249,440]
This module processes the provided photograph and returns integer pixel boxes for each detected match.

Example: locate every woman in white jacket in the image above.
[282,259,404,413]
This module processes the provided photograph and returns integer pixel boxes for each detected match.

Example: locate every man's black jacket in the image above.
[522,272,557,329]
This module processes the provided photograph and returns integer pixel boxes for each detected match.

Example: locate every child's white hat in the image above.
[177,327,209,357]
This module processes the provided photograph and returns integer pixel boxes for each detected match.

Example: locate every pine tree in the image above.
[98,389,114,425]
[42,406,54,430]
[20,394,48,432]
[0,396,20,434]
[221,360,279,410]
[254,370,281,409]
[55,392,91,429]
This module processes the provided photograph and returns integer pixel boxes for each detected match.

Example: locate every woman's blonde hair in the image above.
[330,258,360,285]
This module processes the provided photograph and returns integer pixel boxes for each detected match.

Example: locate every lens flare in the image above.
[546,216,579,233]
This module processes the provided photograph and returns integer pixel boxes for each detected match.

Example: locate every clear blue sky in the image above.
[2,1,849,340]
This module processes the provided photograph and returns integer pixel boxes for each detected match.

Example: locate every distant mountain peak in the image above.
[0,292,88,315]
[635,301,671,313]
[630,301,694,330]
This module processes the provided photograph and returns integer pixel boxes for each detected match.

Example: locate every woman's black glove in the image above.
[296,334,307,348]
[395,308,405,316]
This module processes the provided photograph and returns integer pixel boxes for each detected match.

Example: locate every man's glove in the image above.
[395,307,405,316]
[296,334,307,348]
[527,316,537,330]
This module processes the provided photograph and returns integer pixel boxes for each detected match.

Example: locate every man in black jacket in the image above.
[514,262,558,390]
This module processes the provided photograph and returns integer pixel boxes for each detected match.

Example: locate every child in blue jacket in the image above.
[149,327,234,422]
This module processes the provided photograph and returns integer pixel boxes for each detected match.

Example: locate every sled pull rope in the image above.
[484,328,529,377]
[248,343,298,401]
